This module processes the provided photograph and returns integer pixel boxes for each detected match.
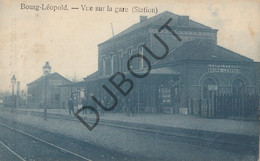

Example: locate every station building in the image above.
[27,62,71,108]
[79,11,260,115]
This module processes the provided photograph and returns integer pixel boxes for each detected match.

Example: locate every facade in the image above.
[27,62,71,108]
[82,11,259,116]
[98,12,217,77]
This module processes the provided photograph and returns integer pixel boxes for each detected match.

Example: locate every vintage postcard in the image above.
[0,0,259,160]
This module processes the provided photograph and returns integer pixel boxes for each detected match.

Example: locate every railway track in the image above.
[0,122,92,161]
[0,140,26,161]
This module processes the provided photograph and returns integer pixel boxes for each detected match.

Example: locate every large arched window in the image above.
[110,54,114,74]
[127,47,133,70]
[102,56,106,76]
[116,49,123,72]
[128,48,132,59]
[118,51,123,72]
[232,79,245,95]
[138,45,144,69]
[203,78,217,98]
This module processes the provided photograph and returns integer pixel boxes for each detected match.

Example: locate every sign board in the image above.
[208,85,218,91]
[208,64,240,73]
[80,90,85,98]
[179,108,188,115]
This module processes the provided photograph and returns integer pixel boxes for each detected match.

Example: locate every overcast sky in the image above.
[0,0,259,93]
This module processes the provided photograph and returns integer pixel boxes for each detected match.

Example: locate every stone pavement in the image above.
[1,107,257,161]
[16,108,259,136]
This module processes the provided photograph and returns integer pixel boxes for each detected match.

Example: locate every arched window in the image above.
[232,79,245,95]
[138,45,144,69]
[102,56,106,76]
[118,51,123,72]
[110,54,114,74]
[128,48,132,59]
[203,78,217,98]
[126,47,133,71]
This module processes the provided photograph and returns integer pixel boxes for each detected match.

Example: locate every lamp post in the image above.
[11,75,16,113]
[77,88,81,111]
[43,61,51,121]
[16,81,20,109]
[44,75,47,120]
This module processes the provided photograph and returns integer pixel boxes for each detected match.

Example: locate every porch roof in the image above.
[59,67,180,88]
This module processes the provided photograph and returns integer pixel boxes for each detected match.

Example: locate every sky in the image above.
[0,0,260,93]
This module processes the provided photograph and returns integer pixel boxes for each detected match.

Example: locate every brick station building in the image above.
[81,11,259,116]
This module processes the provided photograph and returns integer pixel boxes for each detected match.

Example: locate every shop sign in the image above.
[208,64,240,73]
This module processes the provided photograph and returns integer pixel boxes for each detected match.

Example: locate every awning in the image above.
[134,67,180,75]
[58,67,180,88]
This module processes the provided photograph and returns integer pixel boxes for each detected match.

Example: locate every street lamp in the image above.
[11,75,16,112]
[43,61,51,120]
[77,88,81,111]
[16,81,20,109]
[44,75,47,120]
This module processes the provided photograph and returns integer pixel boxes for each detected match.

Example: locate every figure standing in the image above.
[126,98,131,116]
[99,98,105,116]
[68,97,74,114]
[82,96,88,114]
[63,102,66,109]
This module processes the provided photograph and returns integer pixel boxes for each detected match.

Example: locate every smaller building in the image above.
[27,62,71,108]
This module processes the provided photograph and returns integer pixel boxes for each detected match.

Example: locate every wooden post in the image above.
[137,80,140,114]
[198,98,201,117]
[191,98,193,115]
[213,92,216,117]
[206,98,209,118]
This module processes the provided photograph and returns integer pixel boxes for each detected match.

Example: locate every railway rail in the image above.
[0,122,92,161]
[2,108,258,155]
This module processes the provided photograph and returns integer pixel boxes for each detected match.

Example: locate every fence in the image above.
[195,93,259,119]
[2,95,26,108]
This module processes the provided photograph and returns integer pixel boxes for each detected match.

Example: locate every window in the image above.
[110,54,114,74]
[203,78,217,98]
[102,57,106,76]
[128,48,132,59]
[126,47,133,71]
[138,45,144,69]
[118,52,123,72]
[159,87,171,103]
[232,79,245,95]
[55,94,60,100]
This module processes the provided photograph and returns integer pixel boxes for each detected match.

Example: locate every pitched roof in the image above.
[58,80,88,88]
[100,11,214,45]
[154,39,253,65]
[83,71,99,81]
[27,72,71,86]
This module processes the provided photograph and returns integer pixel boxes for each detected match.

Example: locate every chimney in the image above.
[140,16,147,23]
[178,16,189,26]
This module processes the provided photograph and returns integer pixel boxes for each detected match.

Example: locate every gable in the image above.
[99,11,215,46]
[27,72,71,86]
